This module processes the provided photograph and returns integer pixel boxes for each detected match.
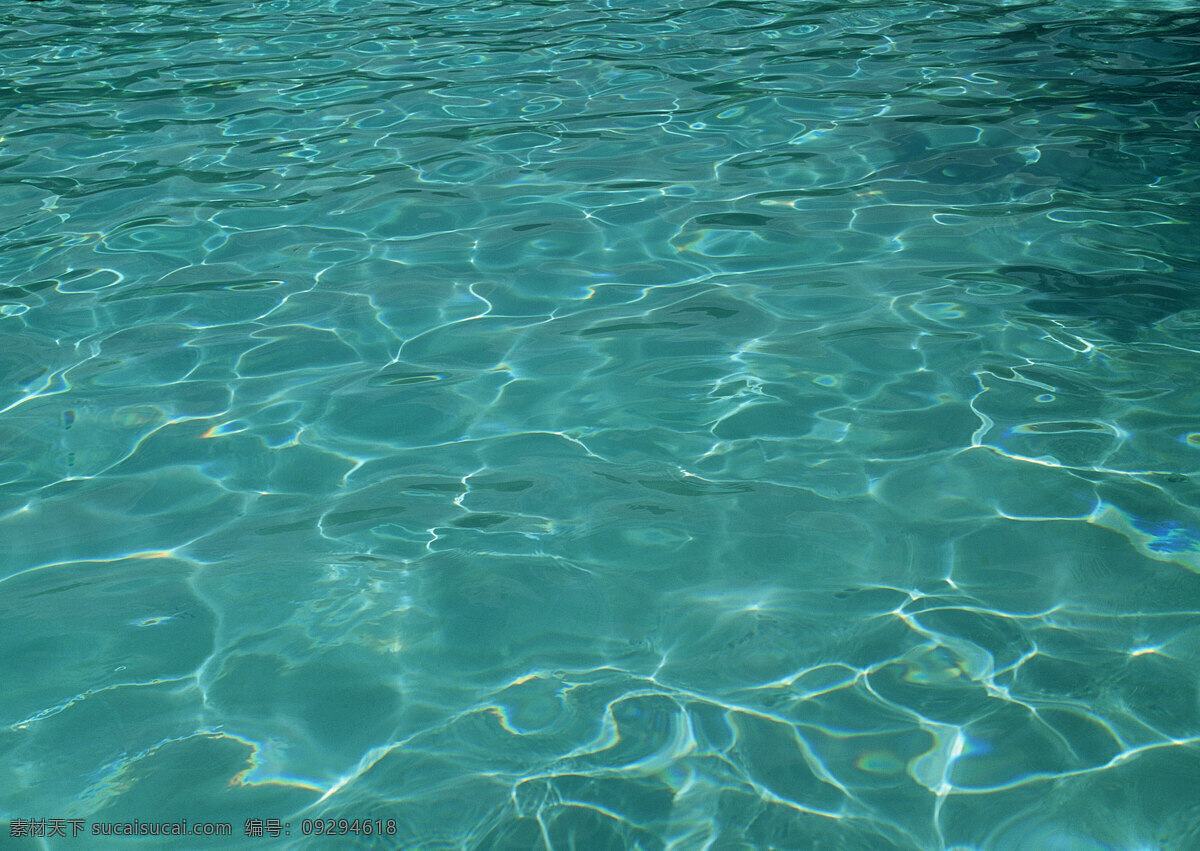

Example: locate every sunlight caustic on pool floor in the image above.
[2,0,1200,848]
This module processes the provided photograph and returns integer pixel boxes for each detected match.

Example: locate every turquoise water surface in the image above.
[3,0,1200,848]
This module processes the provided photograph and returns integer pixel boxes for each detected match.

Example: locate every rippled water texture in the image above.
[3,0,1200,847]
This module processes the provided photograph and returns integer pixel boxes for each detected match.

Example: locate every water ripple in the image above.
[2,0,1200,848]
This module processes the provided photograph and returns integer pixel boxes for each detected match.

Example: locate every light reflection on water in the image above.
[2,0,1200,848]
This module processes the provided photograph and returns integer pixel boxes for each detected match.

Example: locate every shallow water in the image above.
[2,0,1200,847]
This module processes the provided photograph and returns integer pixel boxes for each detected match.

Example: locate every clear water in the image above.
[2,0,1199,848]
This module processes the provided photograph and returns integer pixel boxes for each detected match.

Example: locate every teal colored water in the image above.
[2,0,1200,847]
